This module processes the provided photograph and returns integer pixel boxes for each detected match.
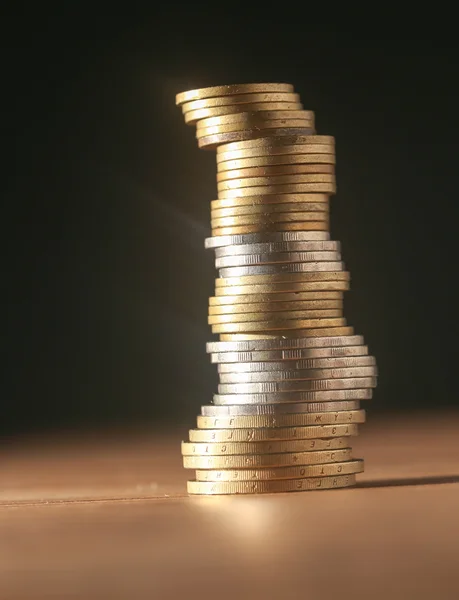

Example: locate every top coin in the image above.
[176,83,294,105]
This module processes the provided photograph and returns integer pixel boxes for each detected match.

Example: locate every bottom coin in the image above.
[195,459,363,481]
[187,473,356,494]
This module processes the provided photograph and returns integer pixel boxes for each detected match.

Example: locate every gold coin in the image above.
[209,299,343,314]
[217,143,335,162]
[211,203,329,219]
[181,92,301,112]
[211,318,346,334]
[218,154,336,172]
[212,223,329,236]
[219,327,354,341]
[218,174,335,191]
[217,164,335,181]
[211,213,329,228]
[216,283,350,297]
[198,128,316,149]
[187,474,356,494]
[218,183,336,198]
[208,309,342,324]
[183,448,353,469]
[181,436,349,456]
[176,83,295,105]
[211,194,331,208]
[216,272,349,287]
[196,110,314,129]
[195,459,364,481]
[197,410,365,430]
[209,291,344,305]
[197,119,314,136]
[185,102,303,124]
[217,135,335,152]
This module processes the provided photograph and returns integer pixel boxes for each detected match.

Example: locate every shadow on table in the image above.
[357,474,459,489]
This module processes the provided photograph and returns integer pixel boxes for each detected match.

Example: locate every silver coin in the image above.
[213,388,373,404]
[219,262,345,278]
[215,251,341,268]
[218,356,376,373]
[201,400,361,416]
[206,335,365,353]
[218,377,378,394]
[219,366,378,384]
[215,241,341,257]
[205,231,330,249]
[210,345,369,363]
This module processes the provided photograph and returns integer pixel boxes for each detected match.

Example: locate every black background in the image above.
[3,13,459,434]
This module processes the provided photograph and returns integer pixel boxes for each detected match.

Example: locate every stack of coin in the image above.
[176,83,377,495]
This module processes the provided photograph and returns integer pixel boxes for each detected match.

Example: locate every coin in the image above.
[185,102,304,124]
[219,366,377,383]
[181,436,349,456]
[214,241,340,255]
[213,388,373,405]
[210,345,368,363]
[197,410,365,429]
[209,291,344,305]
[218,356,375,372]
[217,154,336,172]
[198,128,316,149]
[209,300,343,315]
[211,204,330,219]
[205,231,331,248]
[216,135,335,152]
[216,271,350,286]
[209,310,342,325]
[180,92,301,112]
[219,183,337,198]
[183,448,353,469]
[217,164,334,182]
[187,474,356,494]
[197,119,314,137]
[195,459,364,481]
[217,377,377,394]
[212,223,330,236]
[196,110,314,128]
[217,174,335,191]
[175,83,295,105]
[211,318,347,334]
[211,213,330,228]
[215,251,340,268]
[218,327,354,340]
[218,262,344,278]
[210,195,331,208]
[217,143,335,163]
[207,335,364,352]
[201,400,360,416]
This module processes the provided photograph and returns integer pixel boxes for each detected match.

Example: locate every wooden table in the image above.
[2,412,459,599]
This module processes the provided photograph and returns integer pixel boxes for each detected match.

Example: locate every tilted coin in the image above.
[197,119,314,136]
[211,318,347,334]
[201,400,361,416]
[196,110,314,128]
[206,335,364,353]
[218,326,354,340]
[183,448,353,469]
[211,213,330,228]
[217,143,335,163]
[217,154,336,171]
[181,436,349,456]
[213,388,373,405]
[197,409,365,429]
[218,182,337,198]
[212,222,329,236]
[214,240,340,256]
[175,83,295,105]
[211,203,330,219]
[185,102,303,124]
[217,174,335,191]
[218,262,345,278]
[209,291,344,305]
[195,459,364,481]
[198,128,316,149]
[209,309,342,324]
[210,345,368,363]
[204,231,331,249]
[215,251,340,268]
[180,92,301,112]
[218,356,375,372]
[216,271,350,287]
[216,135,335,152]
[209,300,343,315]
[187,474,356,495]
[217,164,335,181]
[210,194,331,208]
[217,377,378,394]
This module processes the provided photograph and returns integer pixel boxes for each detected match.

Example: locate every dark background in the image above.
[3,14,458,435]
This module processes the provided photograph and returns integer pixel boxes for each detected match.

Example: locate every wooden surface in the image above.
[2,412,459,599]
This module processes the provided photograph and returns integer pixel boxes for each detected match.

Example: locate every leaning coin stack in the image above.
[175,83,377,495]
